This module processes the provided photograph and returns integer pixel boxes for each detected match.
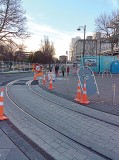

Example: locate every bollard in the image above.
[112,84,116,105]
[0,88,8,120]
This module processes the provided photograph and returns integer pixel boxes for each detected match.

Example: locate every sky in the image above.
[21,0,119,58]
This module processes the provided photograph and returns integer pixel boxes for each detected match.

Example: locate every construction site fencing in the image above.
[0,61,32,73]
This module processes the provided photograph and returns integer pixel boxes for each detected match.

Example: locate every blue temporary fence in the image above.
[80,56,118,73]
[111,61,119,73]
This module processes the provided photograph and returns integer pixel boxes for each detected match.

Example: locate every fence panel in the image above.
[0,61,32,73]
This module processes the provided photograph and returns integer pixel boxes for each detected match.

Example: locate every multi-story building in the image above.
[59,55,67,63]
[71,36,97,63]
[71,28,119,63]
[107,16,119,55]
[94,32,112,55]
[71,13,119,63]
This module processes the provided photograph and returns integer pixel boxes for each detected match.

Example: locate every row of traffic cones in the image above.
[75,79,90,104]
[42,74,46,85]
[35,71,89,103]
[42,73,54,90]
[43,73,89,103]
[48,76,54,90]
[0,88,8,120]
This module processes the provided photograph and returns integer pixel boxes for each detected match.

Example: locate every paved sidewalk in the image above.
[0,73,48,160]
[0,121,29,160]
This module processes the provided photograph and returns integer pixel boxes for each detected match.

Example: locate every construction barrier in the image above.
[74,80,82,102]
[48,74,54,90]
[0,88,8,120]
[42,74,46,85]
[101,69,112,78]
[33,72,44,80]
[48,71,55,81]
[34,73,37,80]
[80,80,90,104]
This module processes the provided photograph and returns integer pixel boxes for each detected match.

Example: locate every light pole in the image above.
[77,25,86,66]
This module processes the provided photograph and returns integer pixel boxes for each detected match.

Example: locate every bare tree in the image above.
[29,36,56,64]
[14,43,27,61]
[95,13,110,36]
[0,39,26,63]
[5,39,17,61]
[0,43,7,60]
[40,36,56,64]
[0,0,29,42]
[95,10,119,55]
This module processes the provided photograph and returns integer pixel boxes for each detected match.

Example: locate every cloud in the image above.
[23,16,93,58]
[24,21,72,57]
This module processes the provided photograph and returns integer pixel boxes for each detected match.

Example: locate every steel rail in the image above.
[5,80,113,160]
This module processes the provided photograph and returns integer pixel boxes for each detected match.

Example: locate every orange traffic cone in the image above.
[42,75,46,85]
[48,75,54,90]
[45,74,48,81]
[74,80,82,102]
[0,88,8,120]
[34,73,37,80]
[80,80,90,104]
[57,70,60,76]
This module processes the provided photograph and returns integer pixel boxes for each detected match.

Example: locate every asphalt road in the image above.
[0,72,33,86]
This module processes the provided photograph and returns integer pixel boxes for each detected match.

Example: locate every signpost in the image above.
[34,64,42,72]
[33,64,43,80]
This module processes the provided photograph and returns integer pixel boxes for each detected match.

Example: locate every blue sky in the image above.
[21,0,119,57]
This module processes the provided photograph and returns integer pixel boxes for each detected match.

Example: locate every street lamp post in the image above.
[77,25,86,66]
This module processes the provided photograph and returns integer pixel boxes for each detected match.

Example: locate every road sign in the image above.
[77,66,99,96]
[34,64,42,72]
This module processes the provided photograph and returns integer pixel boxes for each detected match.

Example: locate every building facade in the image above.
[59,55,67,63]
[71,31,119,63]
[71,36,97,63]
[71,13,119,63]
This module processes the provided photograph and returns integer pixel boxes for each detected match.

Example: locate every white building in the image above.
[71,36,97,63]
[71,29,119,63]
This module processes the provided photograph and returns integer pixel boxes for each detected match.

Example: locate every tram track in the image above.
[29,80,119,128]
[5,79,119,159]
